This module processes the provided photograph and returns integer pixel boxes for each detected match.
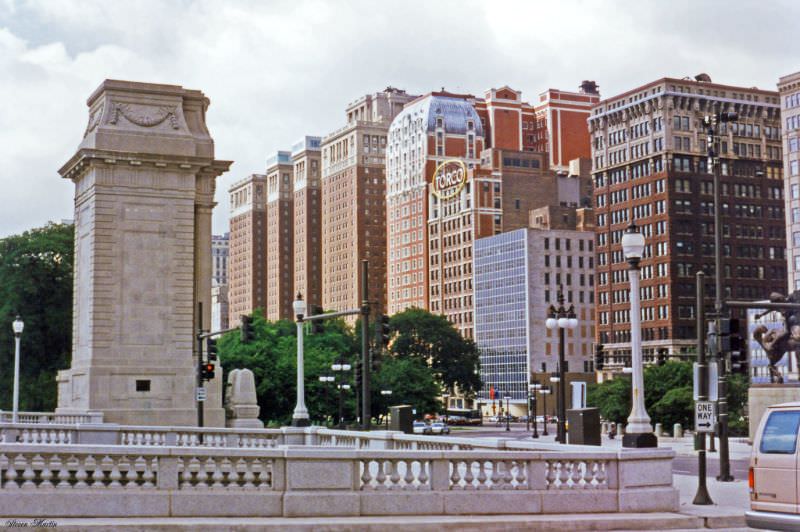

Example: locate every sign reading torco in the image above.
[431,159,468,200]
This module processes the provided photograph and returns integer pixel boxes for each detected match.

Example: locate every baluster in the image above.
[389,460,401,489]
[558,460,570,489]
[178,458,192,488]
[360,460,372,489]
[375,460,387,489]
[511,460,525,489]
[595,460,608,489]
[417,460,429,489]
[450,460,463,489]
[403,460,414,488]
[584,460,596,489]
[502,460,514,490]
[21,454,35,489]
[108,456,122,488]
[571,461,583,488]
[74,455,88,488]
[39,454,54,488]
[489,460,501,489]
[545,461,557,489]
[476,460,488,489]
[141,457,156,488]
[239,459,254,489]
[5,454,19,489]
[462,459,475,490]
[85,455,102,488]
[211,458,226,488]
[55,454,71,488]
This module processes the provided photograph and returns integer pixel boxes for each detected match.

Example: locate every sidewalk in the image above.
[673,474,750,529]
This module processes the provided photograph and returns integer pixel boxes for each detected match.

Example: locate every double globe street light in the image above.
[545,289,578,444]
[12,316,24,424]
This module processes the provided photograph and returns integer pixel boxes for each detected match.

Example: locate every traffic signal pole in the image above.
[693,272,713,505]
[197,302,204,432]
[361,260,371,431]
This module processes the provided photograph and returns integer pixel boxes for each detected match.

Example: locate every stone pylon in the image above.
[56,80,231,426]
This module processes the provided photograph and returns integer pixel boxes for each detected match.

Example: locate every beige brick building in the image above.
[292,136,323,308]
[779,71,800,292]
[228,174,268,326]
[321,88,416,316]
[265,151,295,320]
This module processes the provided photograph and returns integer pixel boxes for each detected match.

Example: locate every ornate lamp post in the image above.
[318,375,334,425]
[292,294,310,427]
[539,385,551,436]
[621,223,657,448]
[381,390,393,429]
[332,362,351,428]
[12,316,23,424]
[442,392,450,425]
[546,288,578,444]
[530,382,541,438]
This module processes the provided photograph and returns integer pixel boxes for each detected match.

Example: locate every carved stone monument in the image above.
[225,369,263,428]
[56,80,231,426]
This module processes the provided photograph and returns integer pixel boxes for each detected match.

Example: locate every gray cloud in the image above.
[0,0,797,237]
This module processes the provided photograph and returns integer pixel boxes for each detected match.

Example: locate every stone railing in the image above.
[0,411,103,425]
[0,444,677,517]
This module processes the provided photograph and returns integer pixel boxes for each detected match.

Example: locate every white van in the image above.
[747,401,800,530]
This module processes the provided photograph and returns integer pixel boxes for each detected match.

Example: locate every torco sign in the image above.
[431,159,468,200]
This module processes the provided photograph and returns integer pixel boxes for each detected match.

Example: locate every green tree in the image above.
[371,356,441,421]
[587,376,631,423]
[650,386,693,430]
[0,222,74,412]
[389,307,481,395]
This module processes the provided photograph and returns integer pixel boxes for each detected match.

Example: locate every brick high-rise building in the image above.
[212,232,230,286]
[228,174,268,325]
[779,71,800,292]
[589,76,785,366]
[265,151,295,321]
[292,136,323,308]
[387,85,597,337]
[321,88,416,316]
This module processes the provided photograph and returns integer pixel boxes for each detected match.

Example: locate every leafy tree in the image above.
[371,355,441,421]
[650,386,693,430]
[0,223,74,411]
[389,307,481,396]
[587,375,631,423]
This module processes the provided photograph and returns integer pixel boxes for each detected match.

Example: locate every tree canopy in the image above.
[0,222,74,411]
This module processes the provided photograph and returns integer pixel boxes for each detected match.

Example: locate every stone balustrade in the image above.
[0,444,677,517]
[0,411,103,425]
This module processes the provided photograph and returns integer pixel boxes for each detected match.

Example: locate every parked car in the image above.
[746,401,800,530]
[412,421,432,435]
[446,415,467,425]
[430,422,450,435]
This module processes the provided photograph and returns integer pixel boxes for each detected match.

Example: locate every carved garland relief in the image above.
[108,103,181,130]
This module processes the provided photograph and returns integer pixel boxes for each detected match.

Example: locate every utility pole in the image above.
[196,302,205,431]
[708,110,736,482]
[361,259,371,430]
[693,272,713,504]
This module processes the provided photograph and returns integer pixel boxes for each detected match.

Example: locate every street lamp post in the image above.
[530,382,541,438]
[539,386,550,436]
[442,392,450,425]
[621,224,657,448]
[546,288,578,444]
[318,375,334,425]
[332,362,351,428]
[12,316,24,424]
[504,395,511,431]
[381,390,393,429]
[292,294,310,427]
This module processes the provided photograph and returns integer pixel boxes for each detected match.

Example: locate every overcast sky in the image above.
[1,0,797,238]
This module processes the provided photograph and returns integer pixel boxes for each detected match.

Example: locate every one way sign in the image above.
[694,401,717,433]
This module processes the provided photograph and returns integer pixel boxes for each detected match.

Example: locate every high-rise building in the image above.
[589,76,785,365]
[387,85,597,337]
[292,136,323,308]
[321,88,416,316]
[211,284,229,332]
[530,82,601,171]
[228,174,268,325]
[474,208,596,409]
[212,232,229,286]
[265,151,295,320]
[778,71,800,291]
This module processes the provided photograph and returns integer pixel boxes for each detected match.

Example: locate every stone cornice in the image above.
[60,148,232,182]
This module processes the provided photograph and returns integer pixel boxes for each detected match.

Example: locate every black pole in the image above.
[361,259,371,430]
[532,390,539,438]
[542,390,549,436]
[558,329,567,444]
[505,397,510,431]
[693,271,714,505]
[710,113,733,481]
[526,392,531,431]
[196,302,204,434]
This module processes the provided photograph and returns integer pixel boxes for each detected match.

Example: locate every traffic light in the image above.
[379,314,391,347]
[731,350,749,376]
[657,349,668,366]
[355,360,363,390]
[718,318,743,353]
[240,315,255,343]
[594,344,604,371]
[206,337,218,362]
[201,362,215,380]
[311,305,324,334]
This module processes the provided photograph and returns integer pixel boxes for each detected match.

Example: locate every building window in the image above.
[136,380,151,392]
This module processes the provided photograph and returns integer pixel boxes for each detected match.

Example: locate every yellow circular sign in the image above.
[431,159,468,200]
